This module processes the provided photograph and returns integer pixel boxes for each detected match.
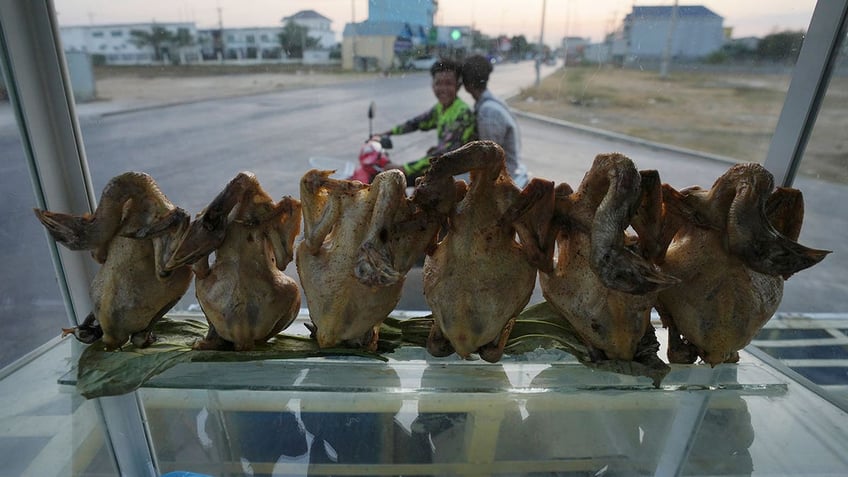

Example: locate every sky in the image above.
[54,0,817,45]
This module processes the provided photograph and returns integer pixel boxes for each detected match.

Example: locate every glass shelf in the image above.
[45,315,846,476]
[129,346,846,476]
[3,317,848,476]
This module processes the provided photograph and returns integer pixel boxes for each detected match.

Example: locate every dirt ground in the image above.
[510,65,847,185]
[93,64,369,104]
[90,65,846,185]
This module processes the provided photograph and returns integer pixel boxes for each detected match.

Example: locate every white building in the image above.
[282,10,336,48]
[198,27,283,60]
[58,10,338,65]
[621,5,724,60]
[60,23,200,65]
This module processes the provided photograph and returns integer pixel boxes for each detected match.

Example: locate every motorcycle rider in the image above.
[461,54,530,187]
[380,58,476,186]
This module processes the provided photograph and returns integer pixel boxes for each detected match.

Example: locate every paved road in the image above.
[0,61,844,368]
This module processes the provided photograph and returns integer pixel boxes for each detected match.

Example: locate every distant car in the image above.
[410,55,437,70]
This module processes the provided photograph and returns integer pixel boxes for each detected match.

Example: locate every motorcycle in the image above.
[308,102,393,184]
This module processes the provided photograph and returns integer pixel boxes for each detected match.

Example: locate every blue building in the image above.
[367,0,436,29]
[622,5,725,60]
[342,0,438,70]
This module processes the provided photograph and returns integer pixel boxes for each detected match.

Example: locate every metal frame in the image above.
[1,0,846,474]
[764,0,848,187]
[0,0,158,475]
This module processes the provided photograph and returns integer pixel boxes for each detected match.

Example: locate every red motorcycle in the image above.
[349,102,393,183]
[308,102,393,184]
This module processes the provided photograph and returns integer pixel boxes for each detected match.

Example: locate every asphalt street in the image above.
[0,61,844,368]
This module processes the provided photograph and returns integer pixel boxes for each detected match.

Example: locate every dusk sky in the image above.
[54,0,817,45]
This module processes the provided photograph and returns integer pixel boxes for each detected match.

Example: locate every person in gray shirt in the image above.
[461,55,531,187]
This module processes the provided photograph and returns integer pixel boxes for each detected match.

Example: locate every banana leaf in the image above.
[73,301,669,398]
[75,317,385,398]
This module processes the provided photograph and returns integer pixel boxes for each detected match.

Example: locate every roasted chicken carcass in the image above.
[165,172,302,351]
[413,141,555,362]
[540,153,679,362]
[656,163,830,366]
[34,172,191,349]
[296,168,452,350]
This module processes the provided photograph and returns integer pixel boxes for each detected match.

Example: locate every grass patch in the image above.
[511,66,792,165]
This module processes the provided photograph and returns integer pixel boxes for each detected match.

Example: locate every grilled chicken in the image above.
[296,168,452,350]
[34,172,191,349]
[414,141,555,362]
[656,163,830,365]
[540,153,678,362]
[165,172,301,351]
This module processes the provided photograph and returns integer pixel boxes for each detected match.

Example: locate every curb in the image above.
[511,108,740,166]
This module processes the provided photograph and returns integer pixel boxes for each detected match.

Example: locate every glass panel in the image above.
[0,340,118,476]
[44,0,842,395]
[48,1,826,313]
[135,353,848,476]
[759,12,848,397]
[781,14,848,313]
[0,65,68,368]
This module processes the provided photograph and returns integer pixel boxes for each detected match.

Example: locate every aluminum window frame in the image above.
[0,0,158,475]
[764,1,848,186]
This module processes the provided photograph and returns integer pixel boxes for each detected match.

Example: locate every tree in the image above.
[172,28,195,64]
[509,35,530,60]
[757,30,805,63]
[471,29,493,52]
[278,20,320,59]
[129,25,176,62]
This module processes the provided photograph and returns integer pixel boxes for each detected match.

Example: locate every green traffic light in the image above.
[451,29,461,41]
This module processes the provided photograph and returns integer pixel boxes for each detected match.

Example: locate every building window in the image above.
[110,30,123,37]
[91,31,103,38]
[246,34,255,44]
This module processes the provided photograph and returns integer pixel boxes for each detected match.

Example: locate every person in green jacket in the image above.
[381,58,476,186]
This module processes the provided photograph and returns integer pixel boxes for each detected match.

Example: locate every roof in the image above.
[629,5,722,20]
[282,9,331,23]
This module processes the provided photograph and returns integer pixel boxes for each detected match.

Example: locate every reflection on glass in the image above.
[0,67,68,368]
[136,359,809,475]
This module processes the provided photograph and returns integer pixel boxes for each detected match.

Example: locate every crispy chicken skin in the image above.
[656,163,830,365]
[540,153,678,361]
[165,172,302,351]
[34,172,191,350]
[414,141,555,362]
[296,168,451,350]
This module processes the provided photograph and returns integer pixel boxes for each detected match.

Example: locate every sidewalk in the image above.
[0,69,373,130]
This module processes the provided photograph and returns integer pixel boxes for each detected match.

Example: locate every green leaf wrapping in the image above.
[73,302,669,398]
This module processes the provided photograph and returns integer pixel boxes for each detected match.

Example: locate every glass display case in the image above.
[1,1,846,475]
[3,316,848,475]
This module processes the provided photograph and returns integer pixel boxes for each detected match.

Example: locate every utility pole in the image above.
[659,0,679,79]
[535,0,546,86]
[216,5,223,62]
[351,0,357,70]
